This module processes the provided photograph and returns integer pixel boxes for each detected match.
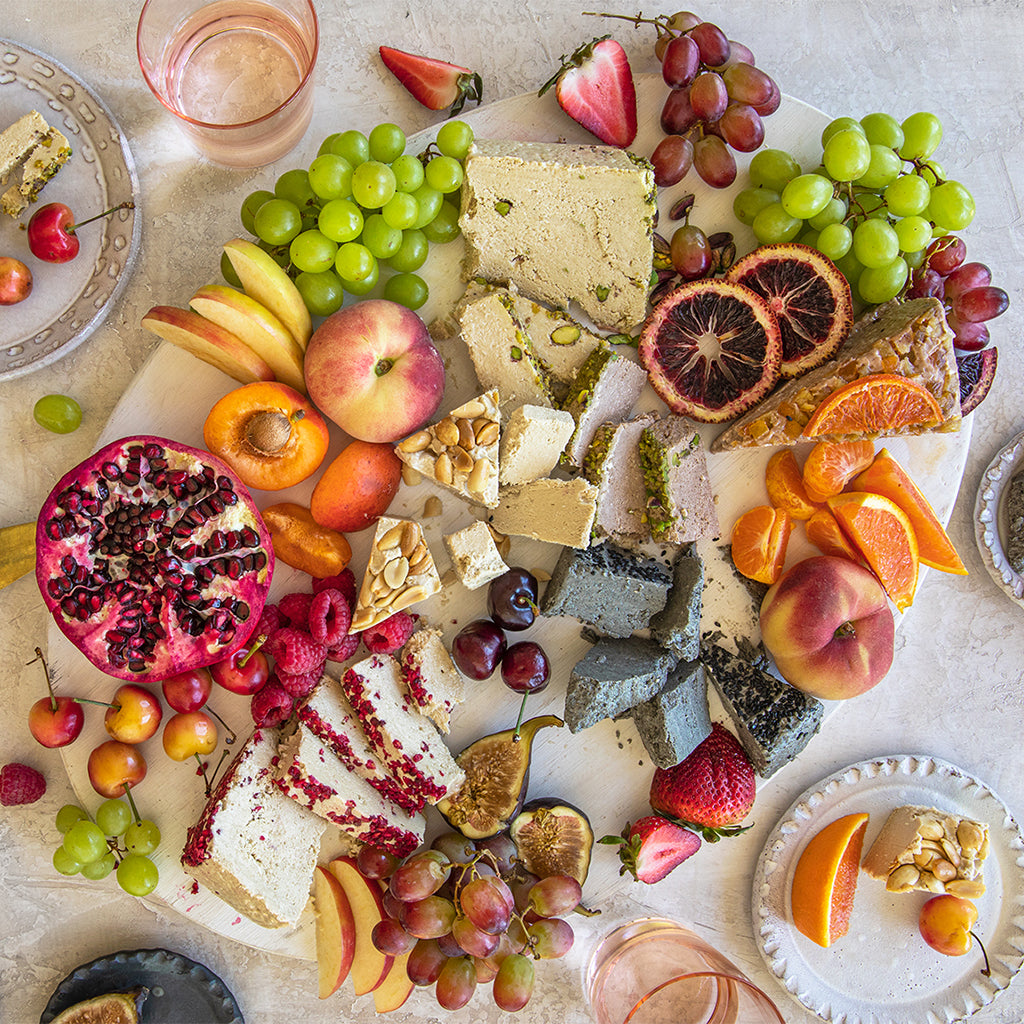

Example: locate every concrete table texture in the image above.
[2,2,1023,1023]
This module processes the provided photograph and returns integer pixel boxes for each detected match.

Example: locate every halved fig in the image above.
[957,347,997,415]
[639,279,782,422]
[436,715,562,839]
[50,988,148,1024]
[510,798,594,885]
[726,243,852,378]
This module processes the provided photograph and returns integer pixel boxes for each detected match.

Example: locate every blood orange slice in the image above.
[639,279,781,423]
[726,243,852,378]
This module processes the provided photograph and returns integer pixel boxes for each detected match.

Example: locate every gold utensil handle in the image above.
[0,522,35,589]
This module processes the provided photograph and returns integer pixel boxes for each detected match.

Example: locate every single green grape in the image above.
[361,214,403,259]
[808,196,847,230]
[747,148,801,192]
[290,229,338,274]
[384,272,429,310]
[317,132,339,156]
[752,202,802,244]
[335,242,377,282]
[733,187,780,226]
[254,198,302,246]
[421,200,461,244]
[368,122,406,163]
[820,116,865,148]
[257,239,291,268]
[274,168,316,209]
[797,227,819,250]
[388,229,429,273]
[340,261,379,296]
[296,270,344,317]
[424,155,464,194]
[352,160,397,209]
[905,248,927,270]
[781,173,834,219]
[823,129,872,182]
[55,804,88,835]
[409,185,443,229]
[815,222,853,260]
[124,818,161,856]
[53,847,83,876]
[918,159,944,187]
[857,256,908,304]
[307,154,353,201]
[893,215,932,253]
[318,199,364,244]
[220,251,242,288]
[80,851,117,880]
[835,249,865,293]
[117,854,159,896]
[34,394,82,434]
[859,112,904,151]
[855,144,903,190]
[63,820,108,864]
[391,153,426,193]
[95,798,132,837]
[928,180,975,230]
[436,120,474,161]
[853,218,900,269]
[331,129,370,166]
[899,112,943,160]
[381,192,419,230]
[884,174,931,217]
[240,189,274,234]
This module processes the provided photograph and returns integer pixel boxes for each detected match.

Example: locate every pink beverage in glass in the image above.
[585,919,785,1024]
[138,0,318,167]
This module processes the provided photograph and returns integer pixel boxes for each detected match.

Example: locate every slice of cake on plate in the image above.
[459,140,656,330]
[340,653,466,807]
[490,477,598,549]
[399,626,466,733]
[181,728,325,929]
[711,298,960,451]
[499,404,576,485]
[444,519,509,590]
[395,391,501,508]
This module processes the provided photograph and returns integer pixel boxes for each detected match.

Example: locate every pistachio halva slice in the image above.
[861,804,989,897]
[350,516,441,632]
[395,391,501,508]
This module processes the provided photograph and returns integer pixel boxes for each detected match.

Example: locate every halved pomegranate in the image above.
[36,436,274,681]
[726,243,852,378]
[639,278,782,422]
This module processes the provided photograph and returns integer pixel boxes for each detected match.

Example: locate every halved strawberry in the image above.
[379,46,483,116]
[601,815,701,883]
[539,36,637,148]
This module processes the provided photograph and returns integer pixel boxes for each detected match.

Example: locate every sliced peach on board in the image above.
[313,865,356,998]
[765,449,822,520]
[802,373,943,438]
[373,948,415,1012]
[802,440,876,502]
[731,504,792,584]
[853,448,967,574]
[805,509,862,563]
[328,857,393,995]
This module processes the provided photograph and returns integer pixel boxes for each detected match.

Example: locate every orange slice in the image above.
[853,448,967,575]
[731,504,792,584]
[802,440,876,502]
[791,811,869,948]
[827,491,919,610]
[802,374,943,438]
[765,449,822,520]
[805,509,862,562]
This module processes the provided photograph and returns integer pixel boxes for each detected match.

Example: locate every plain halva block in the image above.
[648,546,704,661]
[629,659,712,769]
[701,641,823,778]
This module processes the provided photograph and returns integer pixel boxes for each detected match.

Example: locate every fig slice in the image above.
[510,798,595,885]
[436,714,563,840]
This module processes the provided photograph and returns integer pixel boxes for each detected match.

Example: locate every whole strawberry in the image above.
[1,762,46,805]
[602,814,701,883]
[649,722,755,840]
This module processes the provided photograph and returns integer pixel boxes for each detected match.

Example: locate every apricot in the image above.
[203,381,329,491]
[311,440,402,533]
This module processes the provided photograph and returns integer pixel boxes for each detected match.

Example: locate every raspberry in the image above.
[1,763,46,805]
[266,626,328,675]
[251,681,294,727]
[325,632,361,664]
[276,667,321,700]
[255,603,287,639]
[361,612,416,655]
[314,568,357,611]
[279,591,315,627]
[309,589,352,647]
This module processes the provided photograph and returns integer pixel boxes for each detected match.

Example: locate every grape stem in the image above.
[583,10,677,36]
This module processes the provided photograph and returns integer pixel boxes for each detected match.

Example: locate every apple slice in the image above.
[328,857,393,996]
[223,238,312,351]
[373,948,414,1013]
[141,306,275,385]
[190,284,307,394]
[313,865,356,998]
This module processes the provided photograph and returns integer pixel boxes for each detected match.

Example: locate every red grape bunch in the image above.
[596,11,780,188]
[359,833,582,1011]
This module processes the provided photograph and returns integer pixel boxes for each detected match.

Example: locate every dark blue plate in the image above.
[39,948,243,1023]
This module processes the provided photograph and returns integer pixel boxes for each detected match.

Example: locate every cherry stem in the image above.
[972,930,991,977]
[201,747,233,797]
[68,199,135,234]
[512,690,529,741]
[122,782,141,824]
[204,703,237,745]
[28,647,58,712]
[238,635,267,667]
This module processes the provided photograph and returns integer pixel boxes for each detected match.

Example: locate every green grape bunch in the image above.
[234,119,475,317]
[733,111,977,305]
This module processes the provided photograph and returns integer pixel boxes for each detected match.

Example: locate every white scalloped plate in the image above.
[973,428,1024,608]
[753,755,1024,1024]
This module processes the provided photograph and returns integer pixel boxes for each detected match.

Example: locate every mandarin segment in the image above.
[802,440,876,502]
[802,373,943,439]
[731,504,792,584]
[805,509,862,563]
[765,449,822,520]
[853,448,967,574]
[791,811,869,948]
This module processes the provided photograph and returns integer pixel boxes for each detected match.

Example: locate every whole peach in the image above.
[760,555,894,699]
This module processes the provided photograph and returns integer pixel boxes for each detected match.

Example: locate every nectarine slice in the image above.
[314,865,355,999]
[328,857,393,996]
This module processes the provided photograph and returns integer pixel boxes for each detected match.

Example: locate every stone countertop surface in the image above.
[2,1,1023,1022]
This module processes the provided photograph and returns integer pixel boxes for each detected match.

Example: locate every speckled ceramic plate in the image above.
[753,755,1024,1024]
[0,38,139,379]
[39,947,243,1023]
[974,427,1024,608]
